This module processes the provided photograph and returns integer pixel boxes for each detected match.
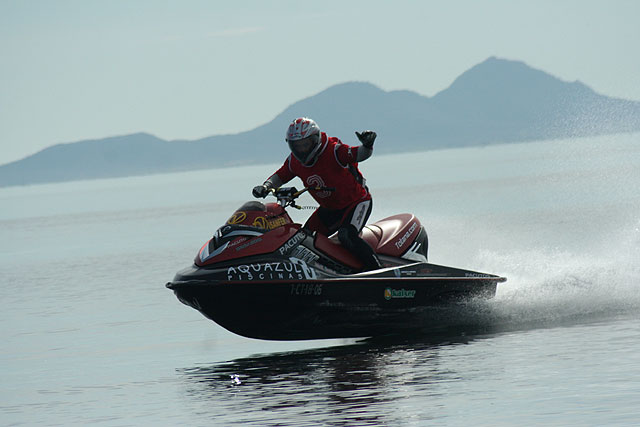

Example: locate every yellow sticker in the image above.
[252,216,267,228]
[267,217,287,229]
[227,212,247,224]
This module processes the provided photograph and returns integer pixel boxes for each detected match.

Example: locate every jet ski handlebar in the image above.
[270,186,335,209]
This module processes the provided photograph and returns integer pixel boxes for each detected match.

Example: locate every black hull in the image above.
[167,275,501,340]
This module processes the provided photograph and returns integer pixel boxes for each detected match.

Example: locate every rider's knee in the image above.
[337,226,358,247]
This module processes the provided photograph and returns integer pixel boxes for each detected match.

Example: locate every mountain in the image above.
[2,57,639,187]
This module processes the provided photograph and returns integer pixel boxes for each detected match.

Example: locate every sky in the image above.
[1,0,639,164]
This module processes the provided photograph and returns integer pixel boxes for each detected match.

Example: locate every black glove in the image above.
[252,184,270,198]
[356,130,376,149]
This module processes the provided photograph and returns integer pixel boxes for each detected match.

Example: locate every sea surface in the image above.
[1,133,639,426]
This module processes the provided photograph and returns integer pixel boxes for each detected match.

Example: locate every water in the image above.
[1,133,639,425]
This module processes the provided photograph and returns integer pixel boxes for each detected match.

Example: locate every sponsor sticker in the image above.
[395,222,418,250]
[279,231,306,255]
[227,257,317,281]
[250,216,288,230]
[465,272,493,278]
[384,288,416,300]
[267,217,288,229]
[235,237,262,251]
[252,216,267,229]
[227,212,247,224]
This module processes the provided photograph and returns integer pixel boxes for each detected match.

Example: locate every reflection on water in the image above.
[178,333,474,426]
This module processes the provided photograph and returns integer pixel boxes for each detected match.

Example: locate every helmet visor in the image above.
[287,134,319,163]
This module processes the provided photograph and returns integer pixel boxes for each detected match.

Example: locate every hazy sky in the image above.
[1,0,639,164]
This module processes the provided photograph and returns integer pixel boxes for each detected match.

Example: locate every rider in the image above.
[252,117,381,271]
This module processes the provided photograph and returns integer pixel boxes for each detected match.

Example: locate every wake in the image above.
[469,221,640,330]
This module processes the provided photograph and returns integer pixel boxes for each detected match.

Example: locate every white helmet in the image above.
[285,117,322,165]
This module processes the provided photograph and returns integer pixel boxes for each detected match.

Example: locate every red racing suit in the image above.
[271,132,370,212]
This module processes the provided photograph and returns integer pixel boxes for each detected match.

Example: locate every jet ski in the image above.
[166,186,506,340]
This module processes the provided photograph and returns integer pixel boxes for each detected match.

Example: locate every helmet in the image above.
[285,117,322,166]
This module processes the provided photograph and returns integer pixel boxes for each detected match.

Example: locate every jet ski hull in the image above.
[167,264,504,340]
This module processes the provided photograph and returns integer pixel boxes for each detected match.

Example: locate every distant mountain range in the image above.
[2,57,639,187]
